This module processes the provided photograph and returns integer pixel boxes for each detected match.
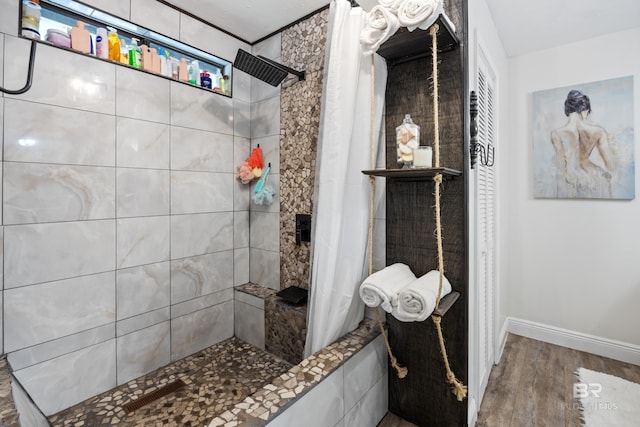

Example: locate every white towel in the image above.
[394,270,451,322]
[397,0,443,32]
[360,5,400,56]
[359,263,417,312]
[378,0,406,13]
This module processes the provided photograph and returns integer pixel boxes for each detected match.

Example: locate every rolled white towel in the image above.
[378,0,406,13]
[359,263,416,312]
[397,0,443,32]
[360,5,400,56]
[394,270,451,322]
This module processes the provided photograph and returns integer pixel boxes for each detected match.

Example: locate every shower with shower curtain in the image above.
[303,0,388,356]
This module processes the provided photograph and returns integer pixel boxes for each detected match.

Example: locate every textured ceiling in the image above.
[162,0,330,44]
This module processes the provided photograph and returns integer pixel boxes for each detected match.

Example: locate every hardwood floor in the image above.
[477,333,640,427]
[379,333,640,426]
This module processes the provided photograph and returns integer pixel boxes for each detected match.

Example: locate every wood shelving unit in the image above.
[377,14,459,64]
[374,5,469,426]
[362,167,462,180]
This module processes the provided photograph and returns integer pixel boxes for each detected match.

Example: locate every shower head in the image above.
[234,49,305,87]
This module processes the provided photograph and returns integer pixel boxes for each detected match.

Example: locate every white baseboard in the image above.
[495,319,509,364]
[506,317,640,366]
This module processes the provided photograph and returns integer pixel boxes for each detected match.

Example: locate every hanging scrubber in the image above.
[237,145,265,184]
[252,164,276,205]
[247,145,265,178]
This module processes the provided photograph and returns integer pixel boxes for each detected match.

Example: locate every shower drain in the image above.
[123,379,187,413]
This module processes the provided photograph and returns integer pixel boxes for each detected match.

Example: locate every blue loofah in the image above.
[253,165,276,205]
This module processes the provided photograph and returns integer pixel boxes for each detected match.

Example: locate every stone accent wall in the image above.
[279,9,329,289]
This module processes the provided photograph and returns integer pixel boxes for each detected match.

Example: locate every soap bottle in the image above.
[220,76,227,94]
[395,114,420,167]
[21,0,41,40]
[170,57,180,79]
[214,69,222,91]
[221,75,228,94]
[158,48,168,77]
[164,51,174,78]
[151,48,161,74]
[200,70,212,89]
[140,44,152,71]
[128,38,141,69]
[178,58,188,82]
[70,21,91,54]
[188,60,199,85]
[96,27,108,59]
[107,28,120,62]
[119,38,129,64]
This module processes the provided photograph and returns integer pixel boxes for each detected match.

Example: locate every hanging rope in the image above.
[367,55,408,379]
[429,23,467,401]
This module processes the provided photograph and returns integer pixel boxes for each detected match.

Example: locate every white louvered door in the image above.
[475,45,497,402]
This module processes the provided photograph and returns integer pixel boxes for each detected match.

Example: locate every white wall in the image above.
[504,28,640,346]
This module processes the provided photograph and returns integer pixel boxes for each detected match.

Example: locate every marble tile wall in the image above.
[234,289,266,350]
[249,34,282,290]
[0,0,251,415]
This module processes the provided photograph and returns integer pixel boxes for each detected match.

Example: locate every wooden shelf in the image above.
[362,167,462,181]
[377,13,459,64]
[433,291,459,317]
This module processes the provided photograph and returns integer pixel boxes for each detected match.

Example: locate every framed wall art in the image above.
[532,76,635,200]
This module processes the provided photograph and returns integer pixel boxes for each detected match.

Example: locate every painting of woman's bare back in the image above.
[533,76,635,200]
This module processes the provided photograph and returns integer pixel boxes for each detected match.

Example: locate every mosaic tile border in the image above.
[0,357,20,427]
[236,282,277,300]
[207,318,379,427]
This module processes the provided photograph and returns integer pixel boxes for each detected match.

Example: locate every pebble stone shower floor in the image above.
[47,337,292,426]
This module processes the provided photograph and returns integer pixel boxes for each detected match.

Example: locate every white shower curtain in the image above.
[304,0,387,357]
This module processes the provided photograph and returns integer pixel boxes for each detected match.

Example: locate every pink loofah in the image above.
[237,161,254,184]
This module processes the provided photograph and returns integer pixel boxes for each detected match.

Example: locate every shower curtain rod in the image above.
[0,40,37,95]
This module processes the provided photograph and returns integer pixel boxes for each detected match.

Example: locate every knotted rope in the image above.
[429,23,467,401]
[367,55,407,379]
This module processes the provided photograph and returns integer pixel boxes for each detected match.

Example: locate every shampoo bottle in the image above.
[170,57,180,79]
[70,21,91,54]
[200,70,212,89]
[21,0,41,40]
[107,28,120,62]
[96,27,108,59]
[178,58,188,82]
[188,60,199,85]
[140,44,152,71]
[119,38,129,64]
[158,48,168,76]
[151,48,161,74]
[220,74,227,94]
[128,38,141,69]
[214,69,222,91]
